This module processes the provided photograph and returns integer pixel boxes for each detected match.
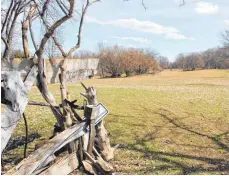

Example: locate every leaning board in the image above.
[10,103,108,175]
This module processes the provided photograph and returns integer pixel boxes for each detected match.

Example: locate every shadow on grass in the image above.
[156,108,229,153]
[3,132,41,152]
[2,132,41,167]
[118,108,229,174]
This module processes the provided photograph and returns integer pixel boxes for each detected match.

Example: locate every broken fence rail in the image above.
[10,103,108,175]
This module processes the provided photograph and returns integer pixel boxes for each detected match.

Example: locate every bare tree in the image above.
[98,46,159,77]
[1,0,31,60]
[21,4,38,58]
[73,50,98,59]
[173,47,229,70]
[158,56,169,69]
[221,30,229,48]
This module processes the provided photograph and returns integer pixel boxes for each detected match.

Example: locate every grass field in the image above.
[2,69,229,174]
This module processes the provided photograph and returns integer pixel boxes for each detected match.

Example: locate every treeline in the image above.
[172,47,229,70]
[98,46,160,77]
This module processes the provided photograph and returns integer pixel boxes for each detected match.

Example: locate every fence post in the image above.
[84,105,97,155]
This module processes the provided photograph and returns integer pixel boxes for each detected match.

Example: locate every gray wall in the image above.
[1,58,99,84]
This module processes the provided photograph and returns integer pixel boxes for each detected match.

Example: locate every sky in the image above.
[64,0,229,61]
[2,0,229,61]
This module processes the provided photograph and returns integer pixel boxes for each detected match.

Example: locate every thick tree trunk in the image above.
[49,59,62,83]
[37,55,65,130]
[3,48,10,59]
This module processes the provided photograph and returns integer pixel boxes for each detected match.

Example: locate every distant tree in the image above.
[172,53,185,69]
[221,30,229,48]
[73,50,98,59]
[158,56,169,69]
[98,45,123,77]
[173,47,229,70]
[121,49,137,77]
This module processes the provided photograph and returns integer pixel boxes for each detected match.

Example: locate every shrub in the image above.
[98,46,160,77]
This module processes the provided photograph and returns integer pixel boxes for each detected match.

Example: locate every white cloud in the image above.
[225,20,229,29]
[86,17,194,40]
[111,36,152,44]
[165,33,196,40]
[195,2,219,14]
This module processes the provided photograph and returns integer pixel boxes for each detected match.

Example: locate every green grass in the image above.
[2,69,229,174]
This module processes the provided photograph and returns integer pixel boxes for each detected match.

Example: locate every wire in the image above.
[22,113,28,158]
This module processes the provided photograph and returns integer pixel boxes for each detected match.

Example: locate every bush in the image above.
[98,46,160,77]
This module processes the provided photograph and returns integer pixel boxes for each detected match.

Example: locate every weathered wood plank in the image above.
[87,106,97,155]
[10,103,108,175]
[40,152,79,175]
[80,82,114,161]
[1,65,38,153]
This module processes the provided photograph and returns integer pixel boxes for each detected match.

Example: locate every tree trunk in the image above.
[21,19,30,58]
[3,46,11,62]
[37,54,65,130]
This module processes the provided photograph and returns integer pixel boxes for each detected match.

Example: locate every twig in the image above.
[141,0,147,10]
[180,0,185,6]
[28,100,84,110]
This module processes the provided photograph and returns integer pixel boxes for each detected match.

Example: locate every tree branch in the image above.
[67,0,92,57]
[141,0,147,10]
[180,0,185,6]
[56,0,68,16]
[1,0,14,33]
[1,36,9,49]
[28,6,39,52]
[35,0,74,57]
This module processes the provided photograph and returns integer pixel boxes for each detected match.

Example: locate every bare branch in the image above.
[40,0,51,17]
[89,0,100,6]
[35,0,74,57]
[51,35,67,57]
[1,36,9,49]
[67,1,91,56]
[60,0,69,12]
[180,0,185,6]
[141,0,147,10]
[5,1,19,36]
[18,0,32,13]
[28,8,39,52]
[1,0,14,33]
[56,0,68,16]
[37,6,67,57]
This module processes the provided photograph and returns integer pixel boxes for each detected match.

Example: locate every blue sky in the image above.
[63,0,229,61]
[3,0,228,61]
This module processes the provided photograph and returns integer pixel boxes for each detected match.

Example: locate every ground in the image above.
[2,69,229,174]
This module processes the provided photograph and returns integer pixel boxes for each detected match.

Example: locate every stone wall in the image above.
[1,58,99,84]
